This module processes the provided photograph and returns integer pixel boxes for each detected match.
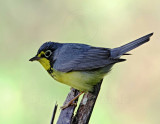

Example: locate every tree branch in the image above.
[56,80,103,124]
[57,89,79,124]
[72,80,102,124]
[50,102,58,124]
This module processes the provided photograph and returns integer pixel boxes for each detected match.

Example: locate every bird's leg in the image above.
[60,91,84,110]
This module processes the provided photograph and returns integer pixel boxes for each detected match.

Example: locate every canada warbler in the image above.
[29,33,153,109]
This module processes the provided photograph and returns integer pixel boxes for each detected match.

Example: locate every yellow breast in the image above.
[37,58,104,92]
[50,70,102,92]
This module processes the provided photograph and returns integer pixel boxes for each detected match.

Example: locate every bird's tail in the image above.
[110,33,153,58]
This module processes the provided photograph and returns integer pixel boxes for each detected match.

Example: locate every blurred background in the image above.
[0,0,160,124]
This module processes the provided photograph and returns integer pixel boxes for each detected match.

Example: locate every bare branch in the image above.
[57,89,80,124]
[50,102,58,124]
[72,80,103,124]
[56,80,103,124]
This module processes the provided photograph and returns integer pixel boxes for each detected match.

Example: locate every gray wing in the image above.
[53,43,124,72]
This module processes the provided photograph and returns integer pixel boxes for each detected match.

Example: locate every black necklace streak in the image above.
[47,59,55,77]
[47,68,53,74]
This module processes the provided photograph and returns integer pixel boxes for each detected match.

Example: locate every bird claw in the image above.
[60,102,77,110]
[71,102,77,106]
[60,104,69,110]
[60,91,84,110]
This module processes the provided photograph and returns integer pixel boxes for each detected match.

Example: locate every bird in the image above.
[29,33,153,109]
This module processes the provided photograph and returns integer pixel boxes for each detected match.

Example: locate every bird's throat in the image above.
[38,58,51,71]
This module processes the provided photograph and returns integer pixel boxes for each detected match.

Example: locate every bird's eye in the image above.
[44,50,52,57]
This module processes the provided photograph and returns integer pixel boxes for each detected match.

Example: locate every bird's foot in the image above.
[60,91,84,110]
[60,102,77,110]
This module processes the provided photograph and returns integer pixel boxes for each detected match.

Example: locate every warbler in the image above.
[29,33,153,109]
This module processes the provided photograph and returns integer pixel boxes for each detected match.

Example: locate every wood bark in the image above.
[72,80,102,124]
[57,80,103,124]
[57,89,79,124]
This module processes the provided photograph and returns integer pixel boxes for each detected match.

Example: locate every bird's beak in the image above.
[29,56,41,61]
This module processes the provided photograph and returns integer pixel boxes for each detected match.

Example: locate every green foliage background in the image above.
[0,0,159,124]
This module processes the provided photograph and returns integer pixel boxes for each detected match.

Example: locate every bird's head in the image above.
[29,42,61,71]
